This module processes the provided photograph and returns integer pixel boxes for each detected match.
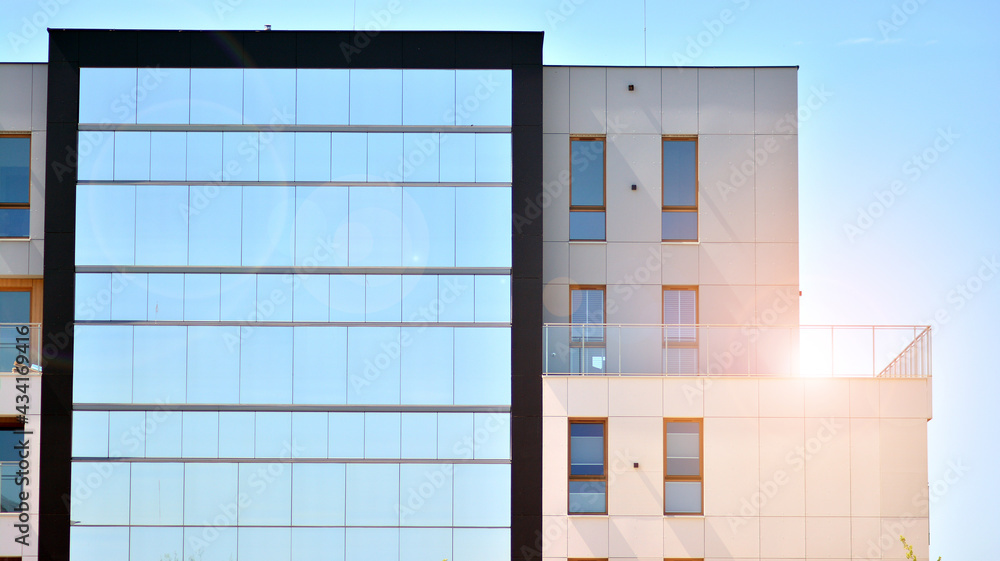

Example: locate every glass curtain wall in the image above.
[71,67,513,561]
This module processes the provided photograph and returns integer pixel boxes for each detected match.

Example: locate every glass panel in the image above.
[475,275,511,322]
[295,186,349,266]
[663,139,697,206]
[132,326,187,403]
[130,526,183,561]
[297,69,349,125]
[292,463,346,525]
[399,464,452,526]
[292,528,346,561]
[79,67,137,124]
[183,411,219,458]
[331,132,367,181]
[237,463,291,525]
[187,326,240,404]
[367,132,403,182]
[365,274,402,322]
[349,186,402,266]
[259,132,295,181]
[255,275,294,321]
[571,289,604,341]
[330,274,366,322]
[399,413,437,459]
[438,275,473,322]
[328,412,364,458]
[401,274,438,323]
[571,139,605,206]
[0,208,28,237]
[453,528,509,561]
[568,480,606,513]
[149,131,187,180]
[570,346,607,374]
[184,526,237,561]
[402,69,455,126]
[255,411,291,458]
[109,272,146,321]
[135,184,188,265]
[569,210,605,240]
[222,131,259,182]
[70,462,130,524]
[291,412,327,458]
[402,132,440,182]
[455,70,512,126]
[439,133,475,182]
[71,526,129,561]
[570,422,604,475]
[438,412,473,460]
[76,184,135,266]
[184,273,221,321]
[453,464,510,526]
[184,463,238,525]
[475,133,512,183]
[113,131,150,180]
[186,132,223,181]
[130,463,184,525]
[400,528,452,561]
[664,480,702,513]
[190,68,243,124]
[238,528,292,561]
[345,463,399,525]
[664,289,697,340]
[402,187,455,267]
[144,410,182,457]
[456,187,511,267]
[474,412,510,460]
[662,210,698,240]
[77,131,114,180]
[218,412,255,457]
[71,411,109,457]
[294,132,332,181]
[220,273,257,321]
[73,325,132,403]
[346,528,399,561]
[350,69,402,125]
[293,326,347,404]
[147,273,184,321]
[241,327,292,404]
[293,274,330,322]
[454,327,510,405]
[0,137,30,203]
[244,68,296,125]
[667,346,699,374]
[109,411,145,457]
[136,67,190,124]
[188,185,241,265]
[364,412,401,458]
[75,273,110,321]
[400,327,453,405]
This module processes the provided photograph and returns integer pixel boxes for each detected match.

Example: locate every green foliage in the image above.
[900,535,941,561]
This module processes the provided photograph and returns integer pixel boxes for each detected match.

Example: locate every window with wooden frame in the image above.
[663,286,697,374]
[0,279,42,368]
[0,416,27,513]
[570,285,606,373]
[0,135,31,238]
[568,418,606,514]
[664,418,702,514]
[569,137,606,240]
[662,137,697,241]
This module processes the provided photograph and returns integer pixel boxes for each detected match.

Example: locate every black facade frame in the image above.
[43,29,543,561]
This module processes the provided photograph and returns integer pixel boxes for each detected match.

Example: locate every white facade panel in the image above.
[568,67,607,134]
[698,68,755,134]
[606,68,662,134]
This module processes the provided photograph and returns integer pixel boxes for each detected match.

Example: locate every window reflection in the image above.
[76,184,135,266]
[244,68,296,125]
[149,132,186,180]
[79,68,137,124]
[137,67,190,125]
[475,134,512,183]
[454,327,511,405]
[456,187,511,267]
[190,69,243,125]
[130,463,184,525]
[243,186,295,266]
[350,69,402,125]
[402,187,455,267]
[439,133,475,182]
[136,185,187,265]
[295,133,332,182]
[293,326,347,404]
[186,132,223,181]
[349,187,402,267]
[403,69,455,126]
[188,185,241,266]
[297,69,349,125]
[132,326,186,403]
[345,464,399,525]
[292,464,346,525]
[113,131,150,181]
[259,132,295,181]
[291,412,328,458]
[456,70,512,126]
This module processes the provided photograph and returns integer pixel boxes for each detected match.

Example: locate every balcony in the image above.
[0,323,41,373]
[543,324,931,378]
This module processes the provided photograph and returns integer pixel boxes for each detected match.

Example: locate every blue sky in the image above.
[2,0,996,557]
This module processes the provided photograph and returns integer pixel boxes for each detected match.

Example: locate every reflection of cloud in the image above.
[878,37,904,44]
[839,37,875,45]
[925,39,940,45]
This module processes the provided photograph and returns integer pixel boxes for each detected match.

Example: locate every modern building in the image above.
[0,28,932,561]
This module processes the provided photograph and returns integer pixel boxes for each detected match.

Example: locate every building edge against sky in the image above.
[0,28,932,561]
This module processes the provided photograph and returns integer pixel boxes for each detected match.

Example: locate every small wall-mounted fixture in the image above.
[265,24,272,31]
[633,462,639,468]
[631,184,637,191]
[628,84,635,91]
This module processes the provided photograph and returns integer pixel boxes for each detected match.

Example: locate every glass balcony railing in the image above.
[0,323,41,374]
[543,324,932,378]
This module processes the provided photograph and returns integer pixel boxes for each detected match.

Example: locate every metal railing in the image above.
[543,324,932,378]
[0,323,41,374]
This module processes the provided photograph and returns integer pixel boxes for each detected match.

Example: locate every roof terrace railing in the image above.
[543,324,931,378]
